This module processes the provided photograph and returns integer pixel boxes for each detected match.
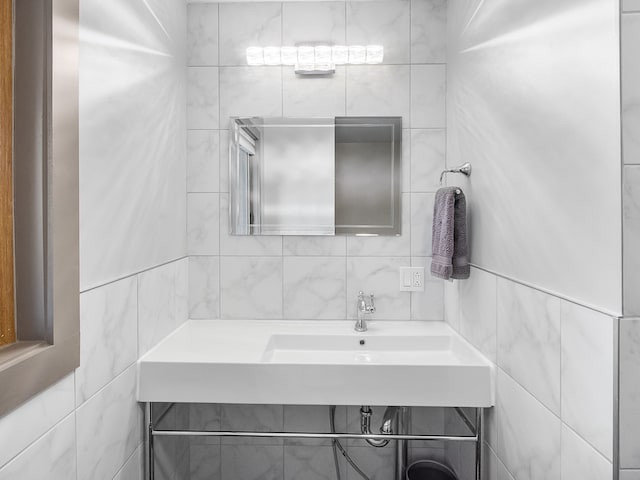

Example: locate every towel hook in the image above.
[439,162,472,186]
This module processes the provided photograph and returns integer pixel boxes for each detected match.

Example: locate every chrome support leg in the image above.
[145,403,154,480]
[395,407,410,480]
[475,408,483,480]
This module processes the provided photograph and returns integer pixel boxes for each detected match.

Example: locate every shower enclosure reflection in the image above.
[229,116,402,236]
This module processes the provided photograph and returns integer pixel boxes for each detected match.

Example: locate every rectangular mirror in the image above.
[229,116,401,236]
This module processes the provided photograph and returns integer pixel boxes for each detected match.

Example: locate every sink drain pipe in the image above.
[360,406,410,480]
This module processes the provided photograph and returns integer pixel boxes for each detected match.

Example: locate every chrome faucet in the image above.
[355,291,376,332]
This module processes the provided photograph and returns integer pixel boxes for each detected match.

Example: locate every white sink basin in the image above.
[137,320,495,407]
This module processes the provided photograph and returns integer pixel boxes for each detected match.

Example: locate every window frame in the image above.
[0,0,79,418]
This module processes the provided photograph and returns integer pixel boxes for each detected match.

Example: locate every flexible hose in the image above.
[329,405,371,480]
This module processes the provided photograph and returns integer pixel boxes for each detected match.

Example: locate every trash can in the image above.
[405,460,458,480]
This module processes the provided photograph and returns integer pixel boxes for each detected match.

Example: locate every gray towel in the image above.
[430,187,470,280]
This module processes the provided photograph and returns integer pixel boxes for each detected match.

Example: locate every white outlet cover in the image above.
[399,267,424,292]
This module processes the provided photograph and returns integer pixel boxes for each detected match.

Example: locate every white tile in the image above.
[346,1,410,64]
[410,192,435,257]
[410,257,444,320]
[496,371,561,480]
[138,259,189,355]
[188,3,219,66]
[218,3,282,66]
[188,67,220,129]
[220,257,283,319]
[346,257,411,320]
[410,129,446,193]
[219,67,283,124]
[113,444,144,480]
[561,425,612,480]
[283,405,347,447]
[0,374,74,469]
[77,276,138,405]
[560,302,614,460]
[624,0,640,12]
[402,128,411,192]
[79,0,187,289]
[76,366,141,480]
[623,14,640,164]
[188,193,220,255]
[219,129,230,192]
[219,194,283,256]
[621,470,640,480]
[620,318,640,468]
[624,166,640,315]
[187,130,219,193]
[345,446,394,480]
[284,445,346,480]
[282,2,346,46]
[282,67,346,118]
[497,279,561,415]
[191,444,221,480]
[411,65,446,128]
[443,279,460,330]
[221,445,283,480]
[346,193,410,256]
[0,414,76,480]
[283,257,347,320]
[458,268,497,363]
[190,404,221,446]
[410,0,446,63]
[189,256,220,319]
[283,236,347,256]
[346,65,410,127]
[220,404,284,446]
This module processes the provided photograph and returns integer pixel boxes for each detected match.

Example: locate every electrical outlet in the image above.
[399,267,425,292]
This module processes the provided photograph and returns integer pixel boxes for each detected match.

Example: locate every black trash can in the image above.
[405,460,458,480]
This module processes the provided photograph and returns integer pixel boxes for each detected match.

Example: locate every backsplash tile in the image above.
[620,318,640,468]
[77,276,138,406]
[282,67,346,118]
[283,256,347,320]
[410,129,446,193]
[497,278,561,415]
[496,370,561,480]
[560,425,612,480]
[220,256,284,319]
[219,66,283,122]
[189,256,221,319]
[623,13,640,164]
[560,301,614,460]
[0,414,76,480]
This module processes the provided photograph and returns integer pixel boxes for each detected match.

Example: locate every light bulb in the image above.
[365,45,384,64]
[263,46,281,65]
[281,46,297,65]
[297,46,314,66]
[246,47,264,66]
[332,45,348,65]
[349,45,366,64]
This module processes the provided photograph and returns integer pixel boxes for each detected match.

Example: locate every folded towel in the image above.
[431,187,470,280]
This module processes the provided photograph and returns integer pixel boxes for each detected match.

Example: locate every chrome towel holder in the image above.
[439,162,472,186]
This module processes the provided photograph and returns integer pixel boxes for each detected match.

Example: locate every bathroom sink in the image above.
[137,320,495,407]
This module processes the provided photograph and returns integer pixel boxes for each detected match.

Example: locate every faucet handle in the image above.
[368,294,376,313]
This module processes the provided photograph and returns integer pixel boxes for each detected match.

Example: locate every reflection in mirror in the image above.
[229,116,401,236]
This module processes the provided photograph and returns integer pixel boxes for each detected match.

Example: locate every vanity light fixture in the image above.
[245,45,384,75]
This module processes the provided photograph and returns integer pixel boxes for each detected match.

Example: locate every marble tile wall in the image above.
[444,270,616,480]
[0,0,189,478]
[186,0,448,324]
[622,8,640,479]
[185,0,449,477]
